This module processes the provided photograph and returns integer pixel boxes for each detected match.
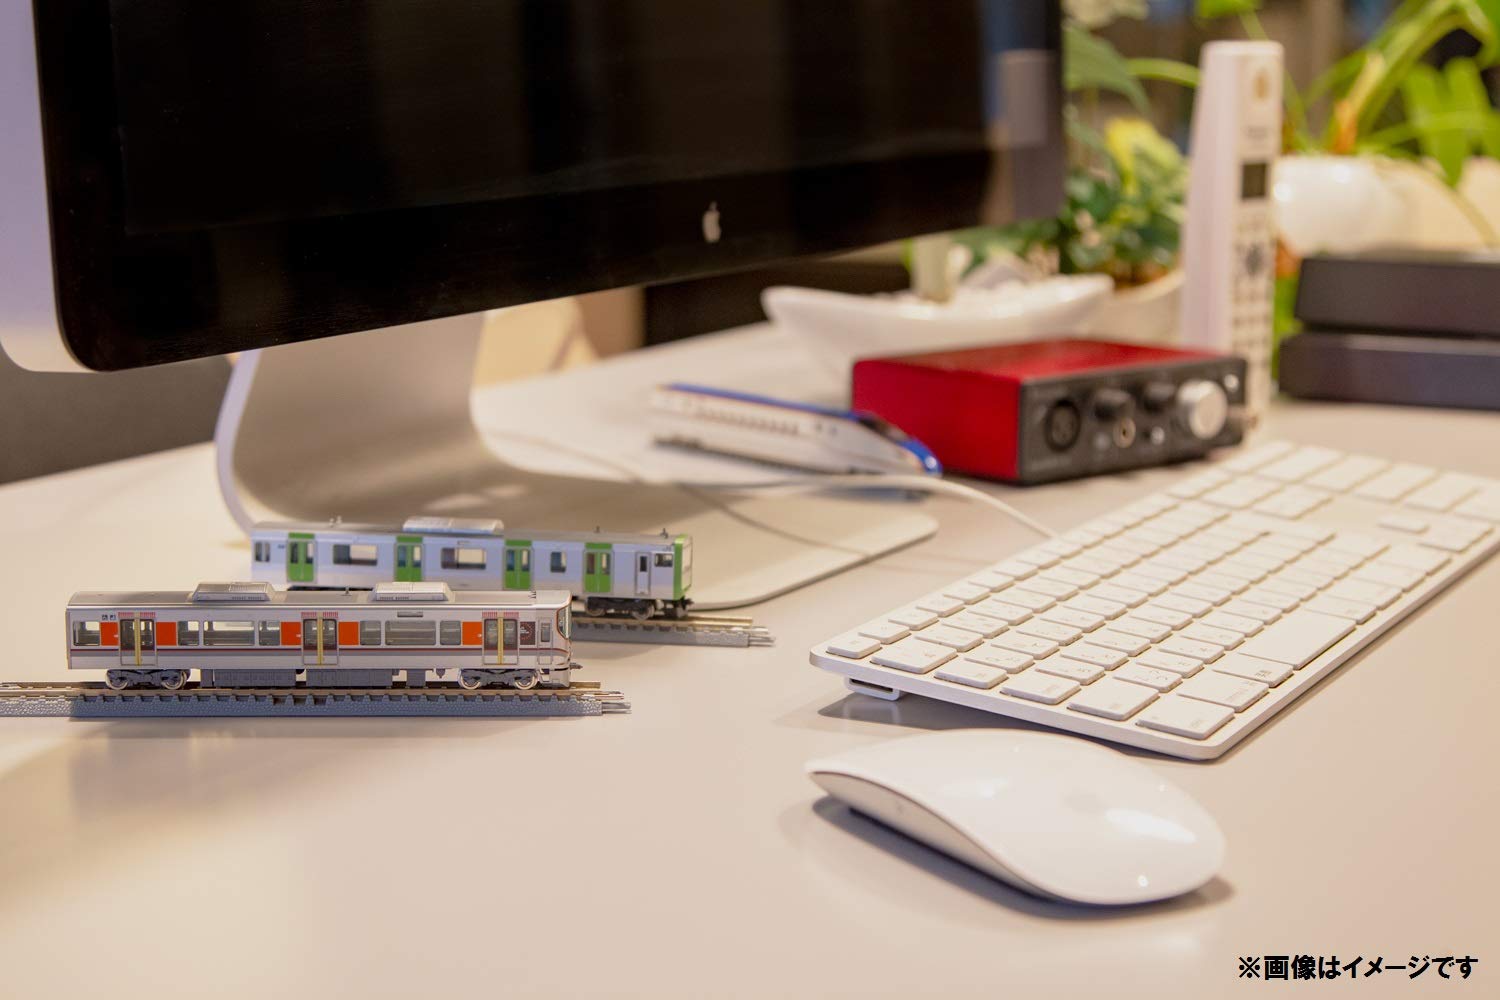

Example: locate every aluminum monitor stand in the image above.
[215,313,935,609]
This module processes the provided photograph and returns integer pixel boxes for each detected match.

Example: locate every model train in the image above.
[250,516,692,619]
[66,581,576,691]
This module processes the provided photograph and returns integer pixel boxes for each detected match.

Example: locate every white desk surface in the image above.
[0,326,1496,999]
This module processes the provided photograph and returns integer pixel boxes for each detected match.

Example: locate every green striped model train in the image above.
[250,516,692,619]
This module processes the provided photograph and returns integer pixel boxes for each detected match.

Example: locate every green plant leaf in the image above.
[1063,23,1148,113]
[1446,57,1500,158]
[1195,0,1261,18]
[1124,58,1200,88]
[1402,64,1467,185]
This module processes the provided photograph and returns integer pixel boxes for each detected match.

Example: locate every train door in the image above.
[504,542,532,589]
[288,532,316,584]
[302,611,338,667]
[118,613,156,668]
[584,543,613,594]
[481,612,518,666]
[635,552,651,595]
[395,535,423,583]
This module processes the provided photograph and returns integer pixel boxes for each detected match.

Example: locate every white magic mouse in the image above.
[806,730,1225,905]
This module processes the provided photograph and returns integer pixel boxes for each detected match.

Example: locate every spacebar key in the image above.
[1233,610,1355,668]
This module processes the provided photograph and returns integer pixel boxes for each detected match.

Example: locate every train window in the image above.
[550,551,567,573]
[440,546,487,570]
[256,621,281,646]
[72,620,101,646]
[360,621,382,646]
[204,621,254,646]
[519,621,536,645]
[502,618,517,649]
[385,619,437,646]
[176,620,200,646]
[440,621,462,646]
[252,541,271,563]
[539,621,552,644]
[505,548,532,572]
[333,544,379,566]
[655,553,673,568]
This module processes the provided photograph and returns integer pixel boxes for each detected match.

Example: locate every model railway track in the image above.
[573,613,774,647]
[0,681,629,718]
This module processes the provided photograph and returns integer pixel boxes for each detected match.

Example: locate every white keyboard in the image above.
[809,442,1500,760]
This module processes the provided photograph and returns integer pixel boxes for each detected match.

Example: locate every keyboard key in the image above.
[1000,670,1080,705]
[1213,559,1268,583]
[1325,532,1389,560]
[1230,514,1333,543]
[1220,599,1283,624]
[1307,455,1387,492]
[1172,581,1232,606]
[1195,571,1250,594]
[913,625,983,650]
[1014,619,1082,644]
[1089,583,1149,608]
[1135,604,1192,629]
[1152,551,1210,573]
[1133,561,1189,584]
[990,559,1036,580]
[1111,572,1169,596]
[1350,563,1424,592]
[962,647,1035,673]
[945,612,1008,639]
[1156,593,1213,617]
[1089,545,1141,568]
[1067,678,1158,721]
[1258,445,1340,482]
[1137,697,1235,739]
[857,620,910,643]
[1061,643,1128,669]
[1255,485,1331,518]
[1256,576,1318,602]
[935,660,1008,689]
[1327,579,1401,610]
[991,633,1060,658]
[1040,606,1106,632]
[1038,538,1084,558]
[1276,566,1332,590]
[1111,616,1174,642]
[1182,623,1243,649]
[1403,474,1481,512]
[1107,535,1161,558]
[1221,441,1294,473]
[1013,547,1061,569]
[1200,611,1265,636]
[1355,463,1436,502]
[1087,629,1151,655]
[1135,650,1205,676]
[1066,553,1128,576]
[915,593,967,616]
[965,570,1015,592]
[887,606,939,630]
[1379,544,1450,575]
[1212,653,1294,687]
[1419,524,1489,553]
[1303,595,1376,623]
[1177,671,1268,711]
[1022,576,1078,600]
[1158,637,1224,663]
[1233,610,1354,667]
[940,581,991,604]
[1455,490,1500,523]
[969,599,1032,625]
[826,632,881,658]
[1067,594,1127,619]
[1035,656,1106,684]
[1041,567,1101,589]
[994,587,1057,612]
[870,637,953,674]
[1062,527,1105,546]
[1113,663,1182,691]
[1201,476,1281,509]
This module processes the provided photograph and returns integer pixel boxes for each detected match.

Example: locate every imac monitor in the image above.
[3,0,1063,372]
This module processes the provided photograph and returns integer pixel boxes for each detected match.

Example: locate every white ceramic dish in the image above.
[763,275,1114,378]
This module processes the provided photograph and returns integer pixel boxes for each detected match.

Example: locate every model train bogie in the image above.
[68,582,577,692]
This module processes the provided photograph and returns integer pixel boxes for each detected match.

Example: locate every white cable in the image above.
[672,473,1057,540]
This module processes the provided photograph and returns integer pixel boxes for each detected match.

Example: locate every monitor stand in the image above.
[214,312,936,609]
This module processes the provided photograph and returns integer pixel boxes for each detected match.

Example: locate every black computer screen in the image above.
[35,0,1061,369]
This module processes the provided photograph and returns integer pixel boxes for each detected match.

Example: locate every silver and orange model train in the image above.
[66,581,576,691]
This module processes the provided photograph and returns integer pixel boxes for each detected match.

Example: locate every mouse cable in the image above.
[672,473,1058,540]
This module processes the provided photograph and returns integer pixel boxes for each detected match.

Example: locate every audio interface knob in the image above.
[1177,379,1229,440]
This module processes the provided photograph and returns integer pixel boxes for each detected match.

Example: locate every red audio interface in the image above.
[851,338,1246,484]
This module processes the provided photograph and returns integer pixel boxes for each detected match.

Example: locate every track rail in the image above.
[573,613,773,647]
[0,681,629,718]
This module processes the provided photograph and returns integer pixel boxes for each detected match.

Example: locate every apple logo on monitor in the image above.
[702,202,722,244]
